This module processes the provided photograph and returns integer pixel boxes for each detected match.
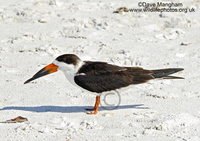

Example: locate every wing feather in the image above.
[74,61,154,93]
[74,72,133,93]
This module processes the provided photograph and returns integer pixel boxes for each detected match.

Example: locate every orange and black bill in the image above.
[24,63,58,84]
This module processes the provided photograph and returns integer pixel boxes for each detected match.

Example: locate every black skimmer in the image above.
[24,54,184,115]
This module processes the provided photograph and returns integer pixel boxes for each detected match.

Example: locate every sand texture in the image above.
[0,0,200,140]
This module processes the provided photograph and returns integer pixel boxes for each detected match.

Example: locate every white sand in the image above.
[0,0,200,140]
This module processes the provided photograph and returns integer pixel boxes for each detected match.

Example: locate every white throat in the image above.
[53,60,84,86]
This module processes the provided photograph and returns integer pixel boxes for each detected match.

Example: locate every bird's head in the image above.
[24,54,81,84]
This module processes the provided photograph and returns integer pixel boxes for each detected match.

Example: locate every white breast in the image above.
[53,60,99,95]
[52,60,84,87]
[63,69,77,86]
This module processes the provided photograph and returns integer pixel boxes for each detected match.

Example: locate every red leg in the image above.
[87,96,100,115]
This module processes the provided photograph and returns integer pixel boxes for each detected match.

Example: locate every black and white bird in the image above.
[24,54,184,115]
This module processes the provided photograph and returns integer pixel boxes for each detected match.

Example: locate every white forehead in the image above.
[53,59,84,73]
[53,60,73,70]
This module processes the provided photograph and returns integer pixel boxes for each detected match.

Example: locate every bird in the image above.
[24,54,184,115]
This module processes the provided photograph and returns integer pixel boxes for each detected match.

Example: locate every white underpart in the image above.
[53,60,85,86]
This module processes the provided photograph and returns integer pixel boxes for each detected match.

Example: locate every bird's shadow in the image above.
[0,104,148,113]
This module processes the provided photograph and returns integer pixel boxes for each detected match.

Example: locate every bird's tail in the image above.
[151,68,184,79]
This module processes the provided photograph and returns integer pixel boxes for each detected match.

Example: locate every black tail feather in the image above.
[151,68,184,79]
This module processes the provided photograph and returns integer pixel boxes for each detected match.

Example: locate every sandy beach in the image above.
[0,0,200,140]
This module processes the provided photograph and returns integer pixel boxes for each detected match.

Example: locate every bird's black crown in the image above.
[56,54,80,65]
